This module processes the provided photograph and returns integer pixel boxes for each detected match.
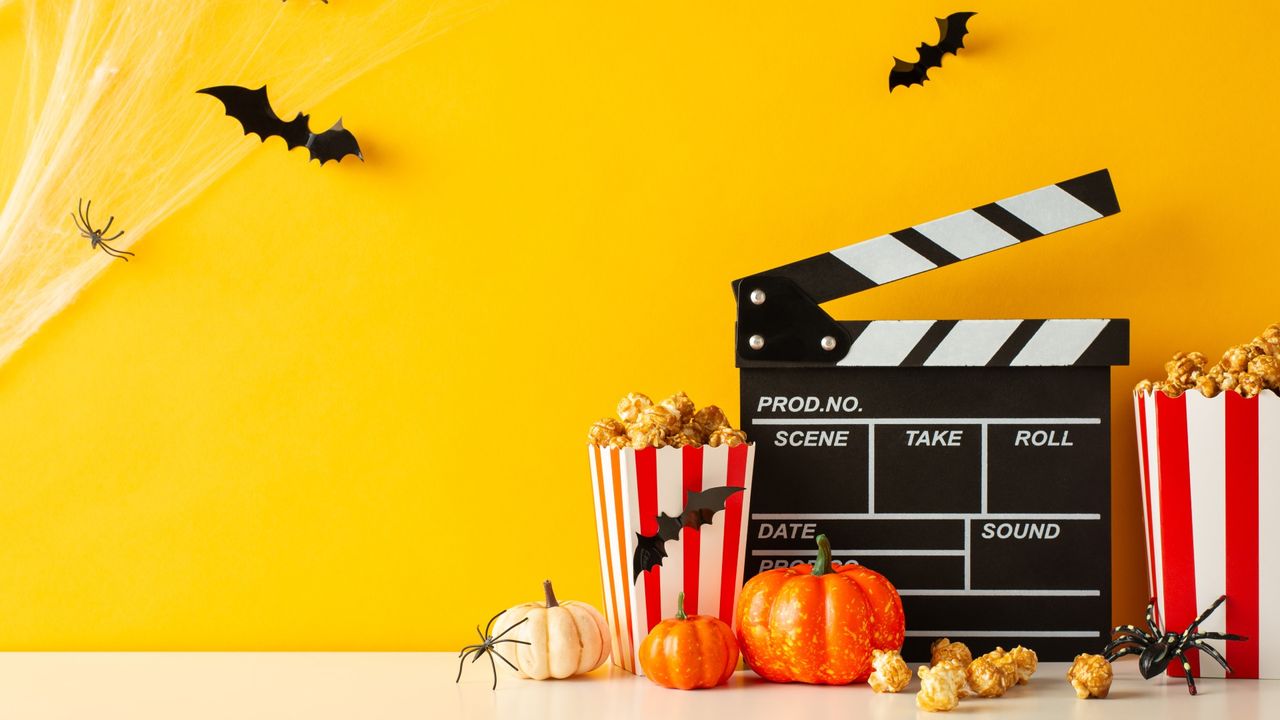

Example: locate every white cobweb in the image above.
[0,0,490,365]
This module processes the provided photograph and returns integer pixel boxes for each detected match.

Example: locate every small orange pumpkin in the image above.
[736,534,904,684]
[639,592,740,689]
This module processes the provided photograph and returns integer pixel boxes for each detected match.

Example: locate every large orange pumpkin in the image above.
[639,592,739,689]
[736,534,904,684]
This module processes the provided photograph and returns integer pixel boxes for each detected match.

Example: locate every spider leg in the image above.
[1103,638,1143,656]
[1110,624,1154,641]
[488,648,499,690]
[1105,646,1144,662]
[99,241,133,257]
[490,617,528,642]
[490,638,531,646]
[456,649,474,683]
[1176,651,1197,695]
[103,231,125,243]
[77,198,87,229]
[96,244,131,262]
[1189,631,1247,643]
[457,643,483,656]
[1180,595,1228,641]
[1147,597,1164,637]
[71,212,87,234]
[101,216,114,235]
[1190,639,1234,675]
[83,199,94,229]
[491,647,520,673]
[483,611,505,639]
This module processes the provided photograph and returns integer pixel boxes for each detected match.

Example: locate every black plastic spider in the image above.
[1105,594,1247,695]
[72,199,133,262]
[456,612,529,690]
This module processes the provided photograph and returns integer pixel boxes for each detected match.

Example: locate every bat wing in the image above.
[678,485,745,531]
[198,85,311,150]
[936,11,976,56]
[307,119,364,165]
[888,11,975,91]
[633,532,669,580]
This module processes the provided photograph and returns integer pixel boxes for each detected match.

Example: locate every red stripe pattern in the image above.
[681,446,703,612]
[1154,392,1200,678]
[636,447,662,633]
[1224,392,1260,678]
[719,445,749,622]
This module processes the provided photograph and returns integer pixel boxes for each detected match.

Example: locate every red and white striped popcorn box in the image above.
[1134,389,1280,679]
[587,444,755,675]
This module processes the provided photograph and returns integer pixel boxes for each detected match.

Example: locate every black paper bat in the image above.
[632,485,744,580]
[888,11,976,91]
[198,85,362,165]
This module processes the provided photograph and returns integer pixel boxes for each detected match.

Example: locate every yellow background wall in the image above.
[0,1,1276,649]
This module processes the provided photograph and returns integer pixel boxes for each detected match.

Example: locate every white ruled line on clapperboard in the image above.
[735,170,1127,654]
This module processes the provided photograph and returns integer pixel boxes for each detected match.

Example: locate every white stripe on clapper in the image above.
[830,234,937,285]
[1186,393,1227,677]
[996,184,1102,234]
[923,320,1022,366]
[838,321,934,366]
[914,210,1019,259]
[1259,392,1280,678]
[1010,319,1109,366]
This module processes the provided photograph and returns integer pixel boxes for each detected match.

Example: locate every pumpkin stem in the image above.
[543,579,560,608]
[811,534,834,576]
[675,591,688,621]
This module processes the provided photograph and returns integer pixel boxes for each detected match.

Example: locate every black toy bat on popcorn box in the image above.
[733,170,1128,662]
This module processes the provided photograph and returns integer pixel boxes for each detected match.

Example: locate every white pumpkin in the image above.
[493,580,611,679]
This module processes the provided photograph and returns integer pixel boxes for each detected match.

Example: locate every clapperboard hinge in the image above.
[734,169,1129,368]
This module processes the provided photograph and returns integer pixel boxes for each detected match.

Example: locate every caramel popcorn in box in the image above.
[868,649,911,694]
[1067,654,1112,699]
[1137,322,1280,398]
[589,392,748,449]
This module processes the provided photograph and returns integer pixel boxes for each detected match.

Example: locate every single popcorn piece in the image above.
[690,405,730,437]
[1007,645,1038,685]
[1222,344,1263,374]
[868,649,910,693]
[1134,378,1155,394]
[916,662,962,712]
[707,427,748,448]
[1164,351,1207,386]
[1249,355,1280,389]
[1236,372,1264,398]
[1067,654,1112,699]
[1194,374,1221,398]
[587,418,627,447]
[978,648,1017,691]
[965,657,1008,698]
[658,391,696,425]
[930,638,973,668]
[616,392,654,425]
[627,424,669,449]
[634,405,682,435]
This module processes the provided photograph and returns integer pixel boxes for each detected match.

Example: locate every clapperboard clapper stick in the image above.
[734,170,1129,662]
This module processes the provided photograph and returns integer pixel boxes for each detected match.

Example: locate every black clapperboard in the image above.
[733,170,1128,662]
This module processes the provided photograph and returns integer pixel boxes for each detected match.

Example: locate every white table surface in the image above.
[0,653,1272,719]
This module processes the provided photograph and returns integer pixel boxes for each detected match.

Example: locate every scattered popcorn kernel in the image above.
[868,649,911,693]
[1067,654,1112,699]
[916,663,962,712]
[931,638,973,668]
[616,392,654,425]
[976,648,1017,691]
[587,418,627,447]
[707,427,748,448]
[966,657,1008,698]
[1007,646,1038,685]
[658,391,696,425]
